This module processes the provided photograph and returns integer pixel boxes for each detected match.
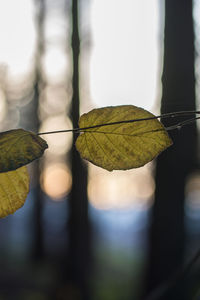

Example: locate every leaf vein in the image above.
[90,132,116,168]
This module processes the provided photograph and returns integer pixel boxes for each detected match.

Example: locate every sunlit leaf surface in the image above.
[0,166,29,218]
[0,129,48,172]
[76,105,172,171]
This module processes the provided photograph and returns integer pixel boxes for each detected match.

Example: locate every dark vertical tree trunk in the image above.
[32,0,45,260]
[32,82,44,260]
[143,0,197,299]
[66,0,91,299]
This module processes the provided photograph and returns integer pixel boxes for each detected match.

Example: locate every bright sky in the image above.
[0,0,161,110]
[0,0,35,76]
[90,0,161,111]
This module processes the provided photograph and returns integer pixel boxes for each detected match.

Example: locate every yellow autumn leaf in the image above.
[76,105,173,171]
[0,129,48,173]
[0,166,30,218]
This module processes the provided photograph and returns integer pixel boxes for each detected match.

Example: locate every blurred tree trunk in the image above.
[143,0,197,299]
[32,0,45,260]
[65,0,91,299]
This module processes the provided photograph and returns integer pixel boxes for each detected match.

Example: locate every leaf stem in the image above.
[37,110,200,136]
[165,116,200,131]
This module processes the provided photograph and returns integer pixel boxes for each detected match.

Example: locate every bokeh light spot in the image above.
[0,89,7,122]
[41,163,72,200]
[88,164,155,210]
[39,115,72,155]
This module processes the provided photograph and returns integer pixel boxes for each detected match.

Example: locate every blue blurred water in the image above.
[89,204,149,253]
[0,189,150,259]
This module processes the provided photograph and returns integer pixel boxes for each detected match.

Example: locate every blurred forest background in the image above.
[0,0,200,299]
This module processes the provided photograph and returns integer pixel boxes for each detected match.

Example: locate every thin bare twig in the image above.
[37,110,200,136]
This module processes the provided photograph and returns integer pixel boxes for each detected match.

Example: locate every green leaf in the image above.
[0,166,29,218]
[76,105,173,171]
[0,129,48,173]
